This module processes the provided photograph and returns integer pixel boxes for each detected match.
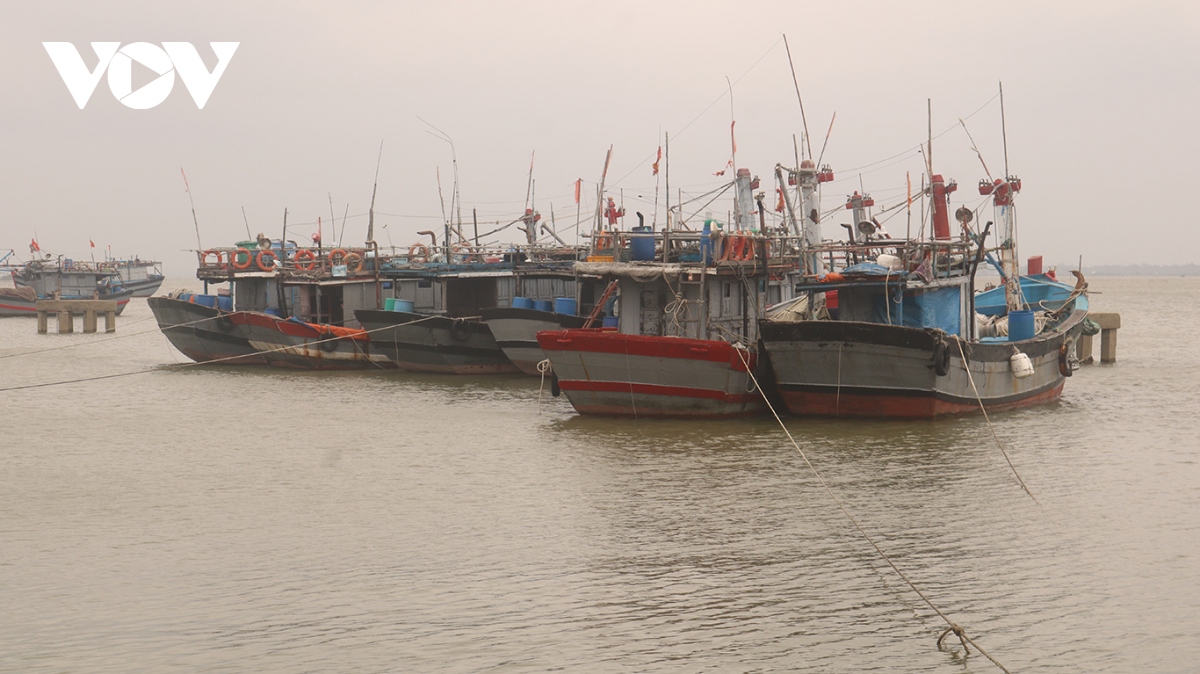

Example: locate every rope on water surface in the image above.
[734,347,1013,674]
[955,338,1039,504]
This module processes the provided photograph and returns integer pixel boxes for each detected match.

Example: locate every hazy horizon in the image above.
[3,2,1196,276]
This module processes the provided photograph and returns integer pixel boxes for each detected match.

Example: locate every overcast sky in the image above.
[2,1,1197,274]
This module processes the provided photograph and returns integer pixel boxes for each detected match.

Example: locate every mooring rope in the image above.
[734,347,1013,673]
[955,338,1038,504]
[536,358,551,405]
[0,314,441,392]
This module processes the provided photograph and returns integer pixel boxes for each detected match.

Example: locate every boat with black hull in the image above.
[760,166,1090,419]
[149,239,394,369]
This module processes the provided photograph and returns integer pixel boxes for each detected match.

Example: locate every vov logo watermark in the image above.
[43,42,239,109]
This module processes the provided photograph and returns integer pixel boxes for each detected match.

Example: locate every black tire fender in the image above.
[932,338,952,377]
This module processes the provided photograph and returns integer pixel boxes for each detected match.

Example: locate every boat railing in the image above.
[801,238,979,282]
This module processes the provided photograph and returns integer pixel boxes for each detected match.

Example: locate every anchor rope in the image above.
[0,314,440,392]
[734,347,1013,673]
[954,338,1038,504]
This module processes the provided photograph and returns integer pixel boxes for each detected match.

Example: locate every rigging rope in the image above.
[733,347,1013,673]
[0,314,442,393]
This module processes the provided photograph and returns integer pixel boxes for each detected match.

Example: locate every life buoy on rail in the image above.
[408,243,429,263]
[451,242,476,263]
[594,232,615,250]
[294,249,317,271]
[344,252,364,273]
[201,249,224,267]
[255,250,277,271]
[1059,339,1074,377]
[231,247,253,270]
[327,248,349,267]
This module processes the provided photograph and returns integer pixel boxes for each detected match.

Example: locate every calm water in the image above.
[2,277,1197,673]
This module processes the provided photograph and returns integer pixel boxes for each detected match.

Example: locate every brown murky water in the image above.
[2,277,1197,673]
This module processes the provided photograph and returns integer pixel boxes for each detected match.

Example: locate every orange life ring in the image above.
[408,243,429,262]
[200,249,224,267]
[721,234,741,262]
[595,232,614,250]
[344,252,364,273]
[328,248,349,266]
[231,247,253,270]
[255,249,277,271]
[451,242,477,263]
[294,249,317,271]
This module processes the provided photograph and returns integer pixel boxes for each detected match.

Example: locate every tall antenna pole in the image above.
[1000,82,1010,180]
[782,33,812,159]
[240,206,252,239]
[180,168,202,249]
[664,132,670,229]
[367,140,383,244]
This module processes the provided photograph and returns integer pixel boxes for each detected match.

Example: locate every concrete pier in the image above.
[35,299,118,334]
[1077,312,1120,364]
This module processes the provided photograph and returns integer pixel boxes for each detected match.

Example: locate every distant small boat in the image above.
[2,260,134,317]
[102,258,164,297]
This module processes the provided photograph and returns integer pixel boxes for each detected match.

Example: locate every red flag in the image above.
[574,178,581,205]
[90,239,95,248]
[30,238,40,252]
[652,146,661,176]
[906,171,912,208]
[776,188,785,213]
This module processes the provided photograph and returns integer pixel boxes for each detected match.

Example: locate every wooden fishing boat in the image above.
[537,168,803,418]
[3,259,134,317]
[760,166,1090,419]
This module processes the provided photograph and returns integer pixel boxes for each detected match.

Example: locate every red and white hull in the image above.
[535,329,765,418]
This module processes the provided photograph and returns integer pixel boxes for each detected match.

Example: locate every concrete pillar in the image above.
[105,311,117,333]
[37,311,48,334]
[1076,333,1094,365]
[57,311,73,333]
[1089,312,1121,364]
[83,310,97,333]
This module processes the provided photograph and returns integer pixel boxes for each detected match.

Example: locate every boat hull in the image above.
[536,329,765,418]
[356,309,520,374]
[148,297,393,369]
[480,307,587,375]
[759,317,1084,419]
[148,297,266,364]
[122,276,165,298]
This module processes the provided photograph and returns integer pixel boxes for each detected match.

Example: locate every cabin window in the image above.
[418,280,432,289]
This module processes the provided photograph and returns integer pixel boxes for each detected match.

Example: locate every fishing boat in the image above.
[537,168,801,418]
[479,262,589,375]
[149,239,395,369]
[759,166,1090,419]
[355,243,523,374]
[2,257,135,317]
[102,257,164,297]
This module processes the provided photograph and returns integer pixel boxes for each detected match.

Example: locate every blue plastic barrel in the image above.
[1008,310,1035,341]
[393,299,414,312]
[512,297,534,309]
[216,295,233,311]
[534,300,553,312]
[554,297,577,315]
[384,297,396,311]
[602,315,619,328]
[631,226,655,261]
[194,294,218,308]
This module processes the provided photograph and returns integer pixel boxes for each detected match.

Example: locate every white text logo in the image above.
[43,42,239,109]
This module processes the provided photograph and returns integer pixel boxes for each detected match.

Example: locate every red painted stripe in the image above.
[558,378,758,404]
[536,329,756,371]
